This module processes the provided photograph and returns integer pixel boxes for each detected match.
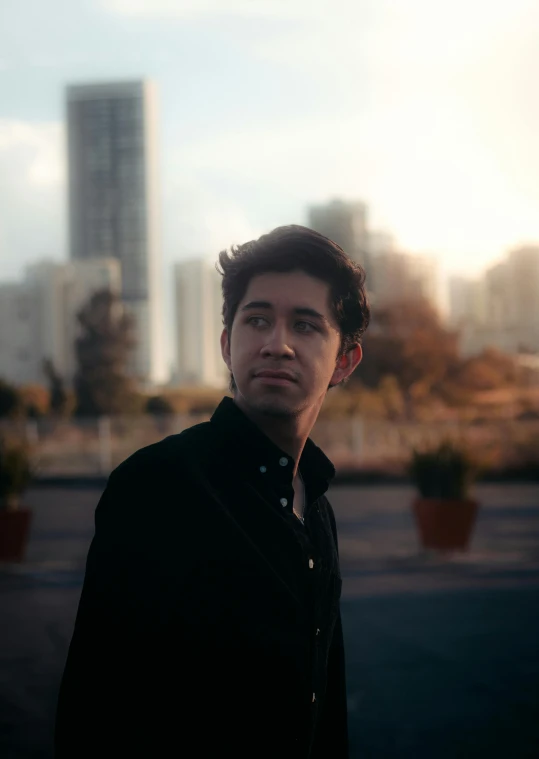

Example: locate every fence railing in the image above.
[2,414,539,477]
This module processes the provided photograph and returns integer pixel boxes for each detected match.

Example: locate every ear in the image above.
[220,328,232,371]
[329,344,363,387]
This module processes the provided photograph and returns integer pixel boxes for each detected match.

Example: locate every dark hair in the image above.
[216,224,370,392]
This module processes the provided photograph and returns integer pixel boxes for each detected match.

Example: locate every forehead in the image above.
[241,270,332,311]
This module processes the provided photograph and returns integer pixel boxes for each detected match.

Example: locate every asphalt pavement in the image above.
[1,482,539,758]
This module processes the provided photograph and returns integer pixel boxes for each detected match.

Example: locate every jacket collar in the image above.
[210,396,335,499]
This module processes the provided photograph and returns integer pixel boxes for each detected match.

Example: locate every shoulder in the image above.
[108,420,217,490]
[94,421,218,534]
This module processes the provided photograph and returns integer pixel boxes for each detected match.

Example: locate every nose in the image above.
[260,323,295,359]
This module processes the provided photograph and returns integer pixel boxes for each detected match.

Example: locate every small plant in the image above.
[409,439,478,500]
[0,438,34,511]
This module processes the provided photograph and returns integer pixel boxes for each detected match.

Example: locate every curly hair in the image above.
[216,224,370,391]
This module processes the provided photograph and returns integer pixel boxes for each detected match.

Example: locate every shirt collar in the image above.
[210,396,335,498]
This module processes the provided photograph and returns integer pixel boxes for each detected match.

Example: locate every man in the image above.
[54,225,370,759]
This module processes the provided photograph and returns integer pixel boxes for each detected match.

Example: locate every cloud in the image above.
[0,121,66,278]
[0,121,65,186]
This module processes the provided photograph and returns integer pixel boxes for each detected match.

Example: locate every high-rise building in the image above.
[308,199,370,276]
[174,258,227,388]
[0,259,121,385]
[66,80,166,386]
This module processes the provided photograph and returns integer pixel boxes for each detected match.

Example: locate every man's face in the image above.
[221,269,361,418]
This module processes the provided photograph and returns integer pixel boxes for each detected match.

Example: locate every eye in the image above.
[296,321,316,332]
[247,316,268,327]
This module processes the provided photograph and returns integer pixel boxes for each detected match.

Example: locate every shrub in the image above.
[0,438,34,510]
[409,440,478,499]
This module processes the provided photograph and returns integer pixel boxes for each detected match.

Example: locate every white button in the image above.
[259,466,267,473]
[279,457,288,466]
[312,693,316,703]
[280,498,288,507]
[309,559,314,569]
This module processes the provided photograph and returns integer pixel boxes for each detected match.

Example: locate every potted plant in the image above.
[0,438,34,562]
[409,439,479,552]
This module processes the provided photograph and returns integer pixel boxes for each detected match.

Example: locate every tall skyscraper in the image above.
[308,199,370,277]
[66,80,166,386]
[174,258,227,388]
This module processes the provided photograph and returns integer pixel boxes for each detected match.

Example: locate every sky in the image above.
[1,0,539,293]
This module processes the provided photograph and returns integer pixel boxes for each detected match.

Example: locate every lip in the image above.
[254,370,297,385]
[255,376,295,386]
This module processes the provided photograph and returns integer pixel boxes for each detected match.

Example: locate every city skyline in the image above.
[1,0,539,289]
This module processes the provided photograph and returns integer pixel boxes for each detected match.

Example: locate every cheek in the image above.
[230,329,255,363]
[311,348,340,382]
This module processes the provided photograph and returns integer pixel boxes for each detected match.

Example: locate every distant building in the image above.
[66,79,166,385]
[368,230,395,258]
[174,258,227,388]
[454,245,539,356]
[0,259,120,385]
[370,251,439,309]
[448,276,485,327]
[308,199,370,276]
[507,245,539,332]
[0,282,36,385]
[483,262,508,331]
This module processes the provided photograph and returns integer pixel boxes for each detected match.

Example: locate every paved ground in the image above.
[1,482,539,758]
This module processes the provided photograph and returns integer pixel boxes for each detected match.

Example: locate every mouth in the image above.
[254,371,297,386]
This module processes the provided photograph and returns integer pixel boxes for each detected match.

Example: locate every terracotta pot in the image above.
[412,497,479,552]
[0,507,33,562]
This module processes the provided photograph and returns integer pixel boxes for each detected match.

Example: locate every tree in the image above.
[42,359,69,416]
[0,378,22,419]
[18,384,50,419]
[354,298,460,417]
[73,289,139,417]
[446,348,518,392]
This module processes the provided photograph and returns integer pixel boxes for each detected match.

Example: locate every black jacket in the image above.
[54,396,348,758]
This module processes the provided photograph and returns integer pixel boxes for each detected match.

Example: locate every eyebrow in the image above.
[241,300,329,323]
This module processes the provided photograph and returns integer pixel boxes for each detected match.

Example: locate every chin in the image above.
[255,398,298,418]
[239,386,301,418]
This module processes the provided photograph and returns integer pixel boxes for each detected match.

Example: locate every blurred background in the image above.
[1,1,538,757]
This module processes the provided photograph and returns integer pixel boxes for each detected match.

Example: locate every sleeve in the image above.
[53,465,168,758]
[311,504,350,759]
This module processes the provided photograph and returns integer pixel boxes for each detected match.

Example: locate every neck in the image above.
[233,394,322,476]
